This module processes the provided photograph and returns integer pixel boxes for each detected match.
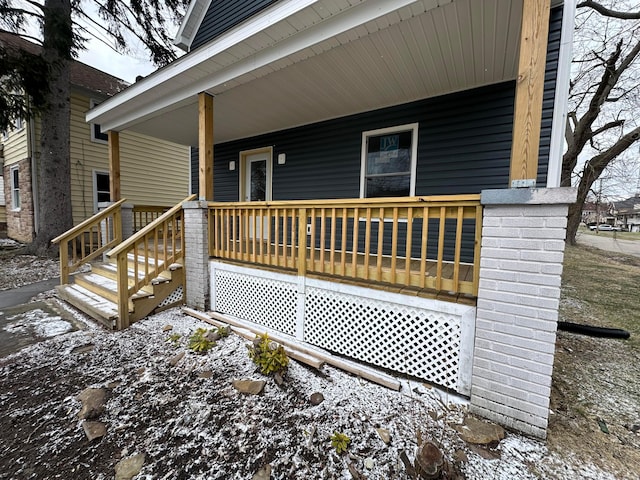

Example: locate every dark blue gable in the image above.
[191,0,278,50]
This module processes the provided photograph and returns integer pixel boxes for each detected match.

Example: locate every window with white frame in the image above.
[90,99,108,143]
[360,123,418,198]
[93,171,110,211]
[13,117,24,131]
[0,176,5,206]
[10,165,20,210]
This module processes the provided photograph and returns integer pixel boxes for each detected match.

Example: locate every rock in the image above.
[415,441,444,479]
[232,379,266,395]
[252,464,271,480]
[309,392,324,406]
[115,453,145,480]
[624,423,640,434]
[71,344,95,354]
[376,428,391,444]
[205,330,221,342]
[162,325,173,332]
[364,457,375,469]
[198,370,213,379]
[77,387,109,420]
[82,421,107,441]
[136,367,146,376]
[106,380,122,389]
[169,351,185,367]
[453,449,468,463]
[274,372,284,386]
[454,416,505,445]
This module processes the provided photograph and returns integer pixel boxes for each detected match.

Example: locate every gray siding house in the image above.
[84,0,577,438]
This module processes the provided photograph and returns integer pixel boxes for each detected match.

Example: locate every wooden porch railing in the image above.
[208,195,482,297]
[133,205,171,232]
[52,199,127,284]
[107,194,196,329]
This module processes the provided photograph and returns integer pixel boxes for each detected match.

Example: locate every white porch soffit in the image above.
[87,0,528,146]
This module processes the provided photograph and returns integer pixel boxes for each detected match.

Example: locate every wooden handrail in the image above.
[52,199,127,245]
[108,195,196,258]
[109,194,195,330]
[53,199,127,284]
[207,194,481,209]
[208,196,482,298]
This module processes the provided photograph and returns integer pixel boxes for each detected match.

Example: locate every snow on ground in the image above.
[0,306,623,480]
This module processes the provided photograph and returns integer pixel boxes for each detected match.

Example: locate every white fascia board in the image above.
[174,0,209,51]
[87,0,319,126]
[547,0,575,188]
[88,0,443,132]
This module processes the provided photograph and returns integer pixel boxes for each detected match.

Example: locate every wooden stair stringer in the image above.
[129,266,184,322]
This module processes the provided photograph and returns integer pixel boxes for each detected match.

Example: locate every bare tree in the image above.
[0,0,188,255]
[563,0,640,243]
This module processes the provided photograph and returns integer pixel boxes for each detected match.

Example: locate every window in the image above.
[13,117,24,131]
[360,123,418,198]
[10,165,20,210]
[93,171,111,211]
[0,176,5,207]
[90,99,108,143]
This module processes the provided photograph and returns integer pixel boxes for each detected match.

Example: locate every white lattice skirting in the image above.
[210,261,476,395]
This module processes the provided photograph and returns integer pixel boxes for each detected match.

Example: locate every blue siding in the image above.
[191,0,278,50]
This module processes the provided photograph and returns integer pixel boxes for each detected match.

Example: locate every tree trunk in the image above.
[30,0,73,256]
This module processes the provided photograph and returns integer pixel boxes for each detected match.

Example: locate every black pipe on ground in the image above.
[557,321,630,339]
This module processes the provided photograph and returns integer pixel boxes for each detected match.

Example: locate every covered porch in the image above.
[83,0,576,438]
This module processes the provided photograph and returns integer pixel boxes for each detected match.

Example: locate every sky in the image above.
[77,37,159,84]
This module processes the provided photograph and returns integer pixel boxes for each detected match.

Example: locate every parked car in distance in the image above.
[589,224,622,231]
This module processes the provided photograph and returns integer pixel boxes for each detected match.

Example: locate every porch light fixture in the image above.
[278,153,286,165]
[229,161,236,171]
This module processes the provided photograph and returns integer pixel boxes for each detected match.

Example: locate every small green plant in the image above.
[247,332,289,375]
[330,432,351,454]
[167,333,182,345]
[216,326,230,338]
[188,328,215,353]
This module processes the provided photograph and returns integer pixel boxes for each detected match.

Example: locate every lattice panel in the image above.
[214,269,297,336]
[158,286,183,308]
[304,287,461,390]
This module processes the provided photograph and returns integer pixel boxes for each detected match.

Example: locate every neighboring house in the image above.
[581,200,615,226]
[0,33,190,243]
[82,0,577,439]
[612,194,640,232]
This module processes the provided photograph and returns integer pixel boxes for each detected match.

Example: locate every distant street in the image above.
[576,232,640,258]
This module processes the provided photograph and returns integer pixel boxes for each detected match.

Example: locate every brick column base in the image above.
[183,201,209,311]
[471,187,576,439]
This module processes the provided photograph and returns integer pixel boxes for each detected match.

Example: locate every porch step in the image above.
[56,284,119,329]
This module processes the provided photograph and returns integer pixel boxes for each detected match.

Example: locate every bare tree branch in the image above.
[577,0,640,20]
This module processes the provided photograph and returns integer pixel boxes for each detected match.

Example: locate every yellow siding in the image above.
[70,93,190,225]
[1,123,29,166]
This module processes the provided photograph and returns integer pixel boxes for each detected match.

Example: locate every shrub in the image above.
[247,332,289,375]
[188,328,215,353]
[330,432,350,454]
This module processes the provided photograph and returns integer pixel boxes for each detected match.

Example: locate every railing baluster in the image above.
[282,208,288,268]
[274,208,280,265]
[351,207,359,279]
[376,207,385,282]
[310,208,316,272]
[330,208,336,275]
[390,207,399,284]
[266,208,272,266]
[453,206,464,293]
[405,207,413,286]
[364,208,372,281]
[436,207,446,291]
[340,207,348,277]
[420,206,429,289]
[319,208,326,272]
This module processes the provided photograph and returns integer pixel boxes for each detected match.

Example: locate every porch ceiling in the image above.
[88,0,526,146]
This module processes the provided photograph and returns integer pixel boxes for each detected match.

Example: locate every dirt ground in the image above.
[0,244,639,479]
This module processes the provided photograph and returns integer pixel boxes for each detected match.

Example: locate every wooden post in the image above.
[198,92,214,201]
[108,131,121,201]
[509,0,551,187]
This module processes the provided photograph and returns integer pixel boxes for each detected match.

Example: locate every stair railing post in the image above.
[60,239,70,285]
[116,251,130,330]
